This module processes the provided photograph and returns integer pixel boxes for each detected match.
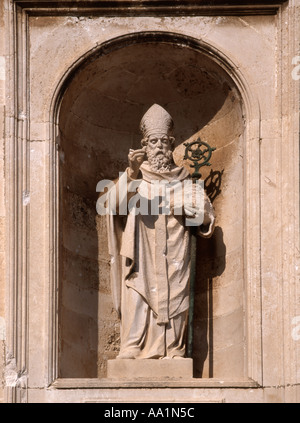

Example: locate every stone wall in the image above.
[0,0,5,404]
[0,0,299,403]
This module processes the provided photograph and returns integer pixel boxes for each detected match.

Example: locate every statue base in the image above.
[107,358,193,379]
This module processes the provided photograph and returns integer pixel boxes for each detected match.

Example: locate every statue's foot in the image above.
[116,350,138,359]
[162,355,186,360]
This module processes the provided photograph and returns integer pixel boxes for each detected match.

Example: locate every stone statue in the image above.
[104,104,215,359]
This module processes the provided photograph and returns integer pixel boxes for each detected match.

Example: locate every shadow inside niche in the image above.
[204,168,224,204]
[192,225,226,378]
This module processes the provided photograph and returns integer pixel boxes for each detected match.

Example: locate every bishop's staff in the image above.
[183,138,216,358]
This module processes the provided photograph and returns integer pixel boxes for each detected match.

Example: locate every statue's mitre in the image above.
[140,104,174,138]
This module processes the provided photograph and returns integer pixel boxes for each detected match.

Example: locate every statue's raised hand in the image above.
[128,147,147,179]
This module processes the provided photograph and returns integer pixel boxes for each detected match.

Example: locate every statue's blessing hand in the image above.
[128,147,147,178]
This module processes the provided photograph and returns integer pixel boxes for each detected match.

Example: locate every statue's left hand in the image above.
[184,204,199,218]
[183,182,203,217]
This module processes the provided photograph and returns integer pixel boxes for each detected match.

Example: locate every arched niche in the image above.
[57,32,246,378]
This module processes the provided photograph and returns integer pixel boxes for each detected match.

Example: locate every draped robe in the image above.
[106,162,215,358]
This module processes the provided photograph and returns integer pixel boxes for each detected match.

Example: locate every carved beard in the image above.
[146,147,174,173]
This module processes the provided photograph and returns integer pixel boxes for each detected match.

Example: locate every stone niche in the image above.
[58,35,245,379]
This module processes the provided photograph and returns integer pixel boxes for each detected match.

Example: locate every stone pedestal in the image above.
[107,359,193,379]
[2,0,299,404]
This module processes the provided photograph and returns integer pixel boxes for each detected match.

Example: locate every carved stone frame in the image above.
[4,0,299,403]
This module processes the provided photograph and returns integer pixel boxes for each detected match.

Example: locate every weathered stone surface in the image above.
[0,0,299,404]
[107,359,193,379]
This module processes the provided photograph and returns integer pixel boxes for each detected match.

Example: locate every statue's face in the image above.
[147,133,172,157]
[145,131,174,172]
